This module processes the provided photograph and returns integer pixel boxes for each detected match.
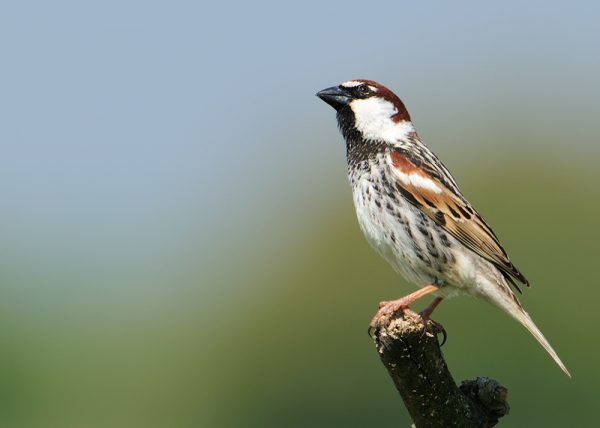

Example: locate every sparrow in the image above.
[316,79,570,377]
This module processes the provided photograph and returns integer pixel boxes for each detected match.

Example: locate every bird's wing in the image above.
[388,148,529,288]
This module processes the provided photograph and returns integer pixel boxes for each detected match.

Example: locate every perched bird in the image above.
[316,79,570,377]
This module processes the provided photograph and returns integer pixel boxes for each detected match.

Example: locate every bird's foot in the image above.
[368,299,447,346]
[370,297,421,330]
[418,311,447,346]
[417,296,447,345]
[368,286,441,339]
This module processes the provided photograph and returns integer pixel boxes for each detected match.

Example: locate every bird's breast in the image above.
[348,158,458,288]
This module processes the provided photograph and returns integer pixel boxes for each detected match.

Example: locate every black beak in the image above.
[316,86,351,110]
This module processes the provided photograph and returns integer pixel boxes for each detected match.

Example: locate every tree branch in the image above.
[372,312,509,427]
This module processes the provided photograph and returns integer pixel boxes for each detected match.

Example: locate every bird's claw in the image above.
[367,324,377,339]
[418,314,447,346]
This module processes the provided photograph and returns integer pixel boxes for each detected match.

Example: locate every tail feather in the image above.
[507,304,571,377]
[481,278,571,377]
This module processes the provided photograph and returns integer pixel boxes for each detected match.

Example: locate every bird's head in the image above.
[316,80,414,143]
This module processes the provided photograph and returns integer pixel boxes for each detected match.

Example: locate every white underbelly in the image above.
[350,171,472,298]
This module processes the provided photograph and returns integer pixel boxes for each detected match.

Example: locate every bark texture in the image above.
[373,312,509,427]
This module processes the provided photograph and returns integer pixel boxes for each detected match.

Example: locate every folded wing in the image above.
[389,148,529,289]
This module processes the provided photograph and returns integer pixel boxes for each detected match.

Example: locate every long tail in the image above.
[490,288,571,377]
[511,308,571,377]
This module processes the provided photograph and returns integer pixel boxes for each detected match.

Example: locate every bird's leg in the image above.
[420,296,444,320]
[370,285,439,329]
[419,297,447,346]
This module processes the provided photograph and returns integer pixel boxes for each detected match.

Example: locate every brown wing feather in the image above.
[390,150,529,287]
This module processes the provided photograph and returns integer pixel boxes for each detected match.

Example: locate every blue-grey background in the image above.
[0,1,598,426]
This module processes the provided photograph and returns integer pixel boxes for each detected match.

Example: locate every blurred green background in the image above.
[1,1,599,427]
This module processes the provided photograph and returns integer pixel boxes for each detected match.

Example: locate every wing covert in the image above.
[388,149,529,287]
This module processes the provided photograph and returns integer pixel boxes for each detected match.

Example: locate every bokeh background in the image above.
[1,1,599,427]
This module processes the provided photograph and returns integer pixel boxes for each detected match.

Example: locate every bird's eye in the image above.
[356,85,370,97]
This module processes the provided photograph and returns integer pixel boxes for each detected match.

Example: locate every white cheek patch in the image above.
[350,97,414,143]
